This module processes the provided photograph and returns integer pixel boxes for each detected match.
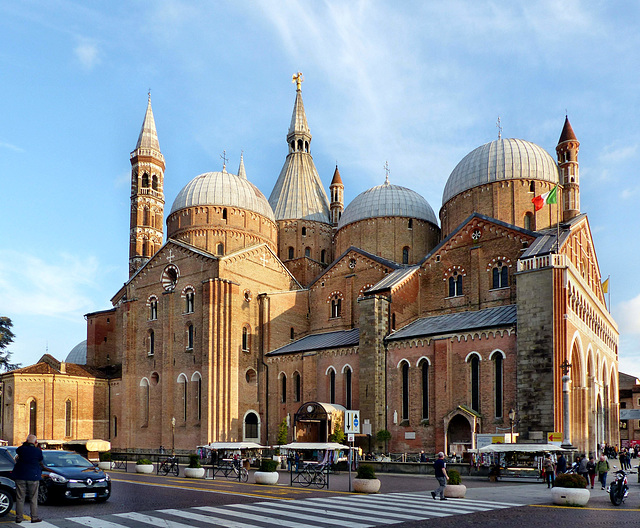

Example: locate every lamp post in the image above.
[560,359,575,450]
[171,416,176,455]
[508,408,516,443]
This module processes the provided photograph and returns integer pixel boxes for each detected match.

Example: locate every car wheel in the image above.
[37,484,49,505]
[0,488,14,517]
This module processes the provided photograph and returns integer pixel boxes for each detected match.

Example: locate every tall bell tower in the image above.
[556,116,580,222]
[129,94,165,277]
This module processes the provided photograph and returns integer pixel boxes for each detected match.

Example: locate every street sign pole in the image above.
[344,410,360,493]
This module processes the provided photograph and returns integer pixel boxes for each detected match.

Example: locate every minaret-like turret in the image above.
[556,116,580,222]
[129,94,165,277]
[330,165,344,226]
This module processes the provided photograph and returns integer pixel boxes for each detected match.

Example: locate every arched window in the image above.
[492,261,509,289]
[290,327,295,340]
[448,271,463,297]
[391,313,396,331]
[186,324,194,350]
[305,247,311,258]
[524,212,533,230]
[408,219,413,229]
[281,374,287,403]
[242,326,250,352]
[149,298,158,320]
[297,139,303,151]
[329,369,336,404]
[222,208,227,220]
[143,207,150,226]
[29,400,37,436]
[192,373,202,422]
[321,249,326,263]
[185,289,195,313]
[140,379,150,426]
[217,243,224,256]
[493,353,504,418]
[113,416,118,437]
[529,181,535,193]
[244,412,259,440]
[344,367,352,409]
[152,175,158,191]
[293,372,301,402]
[288,247,294,259]
[331,295,342,318]
[400,361,410,421]
[301,227,306,237]
[141,172,149,188]
[65,400,72,437]
[148,330,155,356]
[421,359,429,420]
[402,246,409,264]
[468,354,481,412]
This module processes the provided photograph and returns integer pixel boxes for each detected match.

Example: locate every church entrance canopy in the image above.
[293,402,346,443]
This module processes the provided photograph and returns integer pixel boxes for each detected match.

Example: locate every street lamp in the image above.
[171,416,176,455]
[508,408,516,443]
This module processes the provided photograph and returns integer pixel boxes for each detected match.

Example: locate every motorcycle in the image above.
[608,467,629,506]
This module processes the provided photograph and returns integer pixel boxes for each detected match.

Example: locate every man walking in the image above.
[13,434,44,523]
[431,451,449,501]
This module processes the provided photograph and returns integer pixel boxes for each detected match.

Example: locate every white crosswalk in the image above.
[12,492,522,527]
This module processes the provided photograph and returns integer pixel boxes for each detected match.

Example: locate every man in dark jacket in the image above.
[13,435,44,523]
[431,451,449,500]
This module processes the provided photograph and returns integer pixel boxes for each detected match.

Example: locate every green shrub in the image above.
[259,458,279,472]
[136,458,152,465]
[99,452,111,462]
[448,469,462,485]
[554,473,587,489]
[356,464,376,479]
[188,454,202,468]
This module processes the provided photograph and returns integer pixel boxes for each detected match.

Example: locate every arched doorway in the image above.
[446,414,473,455]
[243,411,260,441]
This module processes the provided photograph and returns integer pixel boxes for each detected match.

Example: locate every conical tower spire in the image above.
[135,93,161,153]
[556,115,580,222]
[238,152,247,179]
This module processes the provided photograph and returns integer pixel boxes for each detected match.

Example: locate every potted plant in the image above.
[444,469,466,498]
[254,458,279,485]
[353,463,381,493]
[135,458,154,474]
[184,454,205,478]
[98,451,112,470]
[551,473,589,506]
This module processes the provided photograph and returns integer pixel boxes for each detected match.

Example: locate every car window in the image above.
[42,452,93,468]
[0,450,13,470]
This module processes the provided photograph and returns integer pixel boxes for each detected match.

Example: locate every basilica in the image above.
[1,78,619,456]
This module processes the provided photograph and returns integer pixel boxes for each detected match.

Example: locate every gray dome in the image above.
[442,138,559,205]
[66,340,87,364]
[170,170,275,221]
[338,181,438,229]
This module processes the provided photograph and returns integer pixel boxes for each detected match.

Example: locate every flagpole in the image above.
[556,187,560,253]
[608,274,611,313]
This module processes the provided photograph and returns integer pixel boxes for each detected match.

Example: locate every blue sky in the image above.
[1,0,638,377]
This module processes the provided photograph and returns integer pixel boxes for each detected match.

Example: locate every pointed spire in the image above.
[558,115,577,143]
[135,93,161,152]
[288,73,311,140]
[331,165,343,186]
[384,161,390,185]
[238,152,247,179]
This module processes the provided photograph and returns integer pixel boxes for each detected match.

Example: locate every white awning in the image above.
[279,442,356,451]
[478,443,566,453]
[202,442,265,450]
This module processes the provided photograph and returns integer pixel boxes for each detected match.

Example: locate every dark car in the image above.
[0,448,17,516]
[39,451,111,504]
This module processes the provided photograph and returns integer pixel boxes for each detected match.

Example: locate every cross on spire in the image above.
[496,116,502,140]
[220,150,228,171]
[384,161,390,184]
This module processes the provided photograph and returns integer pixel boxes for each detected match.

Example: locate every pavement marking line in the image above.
[229,502,375,528]
[530,504,640,512]
[301,498,434,520]
[118,510,252,528]
[194,505,329,528]
[64,516,130,528]
[246,499,401,525]
[109,477,291,500]
[389,492,523,507]
[341,494,507,512]
[154,509,263,528]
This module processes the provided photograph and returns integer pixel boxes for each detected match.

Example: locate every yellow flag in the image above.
[602,278,609,293]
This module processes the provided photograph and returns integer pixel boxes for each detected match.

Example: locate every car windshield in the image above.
[43,452,93,468]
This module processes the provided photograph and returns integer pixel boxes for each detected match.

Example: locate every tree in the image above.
[376,429,391,453]
[276,418,288,446]
[0,317,19,372]
[328,414,345,444]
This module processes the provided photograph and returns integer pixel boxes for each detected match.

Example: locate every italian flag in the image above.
[532,184,558,211]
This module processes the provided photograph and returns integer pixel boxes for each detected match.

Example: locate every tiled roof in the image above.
[9,357,107,379]
[368,266,419,293]
[387,305,517,341]
[267,328,359,356]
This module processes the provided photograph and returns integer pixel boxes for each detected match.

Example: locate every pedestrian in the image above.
[596,453,610,490]
[578,453,589,484]
[542,453,555,488]
[431,451,449,501]
[556,453,567,474]
[586,455,596,489]
[12,434,44,524]
[420,450,427,463]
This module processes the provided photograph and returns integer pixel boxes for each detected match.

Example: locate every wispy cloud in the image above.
[74,39,100,70]
[615,294,640,337]
[599,143,638,164]
[0,141,25,153]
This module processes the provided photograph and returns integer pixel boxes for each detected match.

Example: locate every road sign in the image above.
[345,410,360,434]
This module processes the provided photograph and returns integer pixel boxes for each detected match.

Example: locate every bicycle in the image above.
[158,455,179,476]
[299,463,328,488]
[215,459,248,482]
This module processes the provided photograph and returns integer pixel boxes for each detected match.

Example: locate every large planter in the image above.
[444,484,467,498]
[353,478,381,494]
[254,471,279,485]
[98,462,112,471]
[135,464,154,474]
[184,467,205,478]
[551,487,590,507]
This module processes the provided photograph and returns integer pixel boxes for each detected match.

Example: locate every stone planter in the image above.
[184,467,205,478]
[444,484,467,498]
[97,461,112,471]
[551,487,590,507]
[254,471,279,485]
[353,478,381,494]
[135,464,154,474]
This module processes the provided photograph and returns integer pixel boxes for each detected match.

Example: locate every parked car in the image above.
[0,448,17,516]
[39,450,110,504]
